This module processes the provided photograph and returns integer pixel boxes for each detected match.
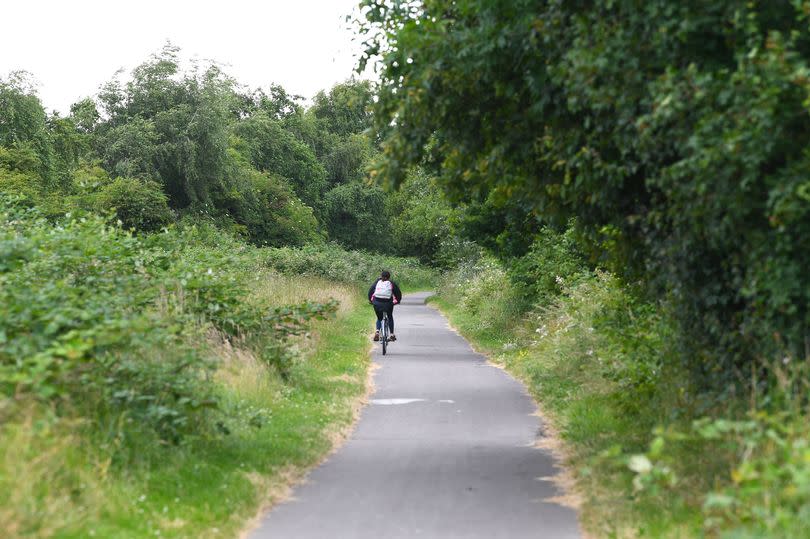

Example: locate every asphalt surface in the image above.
[250,292,581,539]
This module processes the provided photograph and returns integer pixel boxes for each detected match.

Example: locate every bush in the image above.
[264,242,436,289]
[0,197,334,440]
[323,182,390,250]
[387,170,455,264]
[0,201,205,439]
[94,177,173,231]
[507,224,587,307]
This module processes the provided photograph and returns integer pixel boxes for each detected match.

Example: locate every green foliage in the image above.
[218,149,323,247]
[322,182,389,250]
[233,112,327,208]
[96,117,159,179]
[265,242,436,289]
[0,73,54,185]
[630,379,810,539]
[696,410,810,538]
[508,225,587,306]
[0,146,44,204]
[359,0,810,386]
[0,200,206,439]
[94,177,174,231]
[324,133,374,186]
[95,45,234,209]
[0,197,334,440]
[311,80,373,137]
[387,170,454,263]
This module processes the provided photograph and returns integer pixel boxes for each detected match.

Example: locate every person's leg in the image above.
[387,304,395,334]
[373,304,384,336]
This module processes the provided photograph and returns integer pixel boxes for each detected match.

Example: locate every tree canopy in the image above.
[358,0,810,382]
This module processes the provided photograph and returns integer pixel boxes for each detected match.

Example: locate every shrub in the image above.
[94,177,173,232]
[323,182,390,250]
[507,224,587,307]
[264,242,436,289]
[0,197,335,441]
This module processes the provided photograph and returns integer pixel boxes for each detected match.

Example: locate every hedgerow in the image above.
[264,242,437,288]
[0,196,334,441]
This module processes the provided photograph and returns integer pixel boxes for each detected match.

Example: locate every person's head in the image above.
[381,270,391,281]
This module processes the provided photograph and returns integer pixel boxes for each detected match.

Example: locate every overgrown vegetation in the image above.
[6,1,810,536]
[434,237,810,537]
[361,1,810,537]
[0,44,440,537]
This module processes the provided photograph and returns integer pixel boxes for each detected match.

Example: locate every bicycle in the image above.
[380,310,390,355]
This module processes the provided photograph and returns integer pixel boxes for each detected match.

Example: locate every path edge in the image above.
[237,316,378,539]
[425,298,591,539]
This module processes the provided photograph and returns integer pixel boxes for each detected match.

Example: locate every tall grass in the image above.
[1,273,373,538]
[0,199,440,537]
[433,250,810,538]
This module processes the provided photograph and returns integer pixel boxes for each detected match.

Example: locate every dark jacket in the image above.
[368,279,402,303]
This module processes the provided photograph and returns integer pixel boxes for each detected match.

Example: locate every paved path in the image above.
[250,292,581,539]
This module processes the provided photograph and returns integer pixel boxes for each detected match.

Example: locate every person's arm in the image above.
[368,280,378,302]
[393,281,403,302]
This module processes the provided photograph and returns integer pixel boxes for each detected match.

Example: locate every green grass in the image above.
[1,276,373,539]
[428,292,707,539]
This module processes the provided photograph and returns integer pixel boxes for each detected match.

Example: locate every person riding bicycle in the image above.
[368,270,402,342]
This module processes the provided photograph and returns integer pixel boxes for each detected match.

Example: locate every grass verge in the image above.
[1,275,372,539]
[429,288,705,539]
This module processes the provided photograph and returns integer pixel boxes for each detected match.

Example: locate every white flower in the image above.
[628,455,653,474]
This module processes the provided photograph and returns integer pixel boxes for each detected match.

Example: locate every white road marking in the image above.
[371,398,427,405]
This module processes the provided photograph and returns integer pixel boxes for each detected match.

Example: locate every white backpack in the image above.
[374,279,393,299]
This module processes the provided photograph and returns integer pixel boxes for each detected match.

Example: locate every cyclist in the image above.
[368,270,402,342]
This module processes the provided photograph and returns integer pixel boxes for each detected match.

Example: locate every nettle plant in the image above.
[0,197,336,441]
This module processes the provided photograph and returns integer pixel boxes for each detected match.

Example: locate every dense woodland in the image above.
[0,45,450,255]
[3,0,810,537]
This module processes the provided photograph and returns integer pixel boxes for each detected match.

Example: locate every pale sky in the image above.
[0,0,367,114]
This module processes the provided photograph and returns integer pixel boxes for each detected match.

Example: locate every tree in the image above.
[95,44,234,208]
[0,73,53,183]
[324,133,374,186]
[387,169,454,263]
[311,80,374,137]
[323,182,389,250]
[232,112,327,209]
[358,0,810,383]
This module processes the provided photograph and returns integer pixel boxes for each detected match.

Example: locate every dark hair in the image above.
[381,270,391,280]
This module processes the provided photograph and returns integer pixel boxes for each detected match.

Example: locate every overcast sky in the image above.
[0,0,367,114]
